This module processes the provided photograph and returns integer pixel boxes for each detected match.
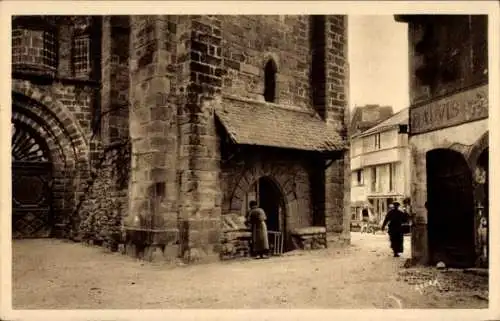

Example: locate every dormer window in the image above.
[264,59,277,103]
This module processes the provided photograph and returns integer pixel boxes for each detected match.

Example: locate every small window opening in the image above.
[357,170,363,185]
[72,35,90,76]
[264,59,277,103]
[42,30,57,69]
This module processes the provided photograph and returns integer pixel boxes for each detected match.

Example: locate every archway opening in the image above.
[245,176,288,252]
[11,120,54,238]
[426,149,475,267]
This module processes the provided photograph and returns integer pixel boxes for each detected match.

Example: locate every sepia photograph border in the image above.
[0,1,498,320]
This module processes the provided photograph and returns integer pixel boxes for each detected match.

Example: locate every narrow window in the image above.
[357,170,362,185]
[42,30,57,69]
[374,133,381,149]
[371,167,377,192]
[389,163,393,191]
[73,34,90,76]
[264,59,277,103]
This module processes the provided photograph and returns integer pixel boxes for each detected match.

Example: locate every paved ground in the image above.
[12,232,488,309]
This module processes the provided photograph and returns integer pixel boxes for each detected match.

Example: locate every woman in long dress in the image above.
[246,200,270,259]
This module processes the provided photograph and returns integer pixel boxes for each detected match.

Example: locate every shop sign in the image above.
[410,85,488,135]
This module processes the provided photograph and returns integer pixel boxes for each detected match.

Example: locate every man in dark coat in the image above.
[246,200,270,259]
[361,207,370,233]
[381,202,409,257]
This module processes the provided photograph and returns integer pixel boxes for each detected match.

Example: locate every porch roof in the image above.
[215,96,347,153]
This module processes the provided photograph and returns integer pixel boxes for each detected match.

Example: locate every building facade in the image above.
[395,15,489,268]
[11,15,351,262]
[350,108,410,224]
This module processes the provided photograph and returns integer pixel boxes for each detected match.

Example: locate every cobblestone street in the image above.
[12,232,488,309]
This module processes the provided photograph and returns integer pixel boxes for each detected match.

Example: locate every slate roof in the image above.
[357,107,409,137]
[349,105,394,136]
[215,97,347,153]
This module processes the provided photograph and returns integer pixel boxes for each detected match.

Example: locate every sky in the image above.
[348,15,409,113]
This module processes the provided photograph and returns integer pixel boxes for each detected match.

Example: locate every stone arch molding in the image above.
[420,131,489,173]
[467,131,488,171]
[11,81,93,236]
[11,111,67,167]
[262,52,281,72]
[228,164,297,213]
[11,80,89,164]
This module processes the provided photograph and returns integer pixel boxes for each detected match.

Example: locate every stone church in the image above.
[11,15,350,262]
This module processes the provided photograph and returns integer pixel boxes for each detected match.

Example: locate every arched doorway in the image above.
[244,176,288,251]
[11,121,54,238]
[426,149,475,267]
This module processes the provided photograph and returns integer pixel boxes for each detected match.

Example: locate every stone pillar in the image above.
[322,15,350,243]
[409,145,429,265]
[101,16,130,145]
[177,15,223,262]
[100,16,112,143]
[109,16,131,142]
[127,16,179,258]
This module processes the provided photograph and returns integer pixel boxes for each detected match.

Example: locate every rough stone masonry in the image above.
[124,15,351,262]
[11,15,350,264]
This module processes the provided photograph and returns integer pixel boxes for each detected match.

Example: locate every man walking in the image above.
[246,200,270,259]
[381,202,409,257]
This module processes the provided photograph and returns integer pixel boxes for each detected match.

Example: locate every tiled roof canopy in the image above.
[215,96,347,153]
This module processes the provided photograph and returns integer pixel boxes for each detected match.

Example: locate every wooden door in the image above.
[11,122,53,238]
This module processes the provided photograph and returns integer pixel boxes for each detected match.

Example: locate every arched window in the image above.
[264,59,278,103]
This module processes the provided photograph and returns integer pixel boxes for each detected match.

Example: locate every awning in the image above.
[215,96,347,153]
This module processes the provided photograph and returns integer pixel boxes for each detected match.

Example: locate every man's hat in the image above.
[393,201,401,207]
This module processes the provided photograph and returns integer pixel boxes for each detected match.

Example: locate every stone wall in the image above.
[218,15,350,242]
[101,16,130,144]
[409,118,488,265]
[40,14,351,262]
[322,16,350,243]
[221,151,313,230]
[407,15,488,105]
[178,15,223,262]
[127,16,180,253]
[78,141,130,248]
[220,15,312,109]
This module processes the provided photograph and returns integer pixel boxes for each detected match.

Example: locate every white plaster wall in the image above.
[410,119,488,153]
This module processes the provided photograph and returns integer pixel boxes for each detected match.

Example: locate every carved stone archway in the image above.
[11,90,89,238]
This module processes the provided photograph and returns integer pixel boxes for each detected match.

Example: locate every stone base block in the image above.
[52,224,68,239]
[291,226,328,250]
[326,232,351,247]
[124,243,181,262]
[411,224,429,265]
[122,228,180,260]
